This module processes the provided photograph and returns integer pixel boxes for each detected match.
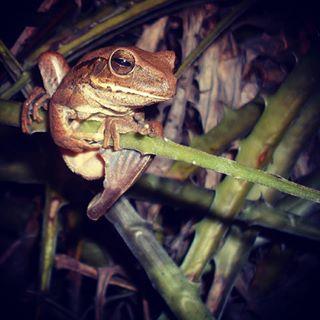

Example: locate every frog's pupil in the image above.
[113,57,131,67]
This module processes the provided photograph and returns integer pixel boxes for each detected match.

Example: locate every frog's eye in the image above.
[109,49,135,75]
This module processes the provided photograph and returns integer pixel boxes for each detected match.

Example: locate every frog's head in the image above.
[76,46,177,107]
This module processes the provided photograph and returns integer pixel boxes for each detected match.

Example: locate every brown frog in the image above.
[22,46,176,153]
[21,46,176,218]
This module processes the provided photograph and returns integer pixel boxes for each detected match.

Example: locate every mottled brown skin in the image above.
[22,46,176,153]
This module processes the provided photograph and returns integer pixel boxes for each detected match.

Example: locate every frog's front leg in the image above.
[21,87,50,134]
[50,103,100,153]
[103,115,163,150]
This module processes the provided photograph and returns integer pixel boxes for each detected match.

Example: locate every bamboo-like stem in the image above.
[205,91,320,316]
[206,227,256,317]
[106,197,213,320]
[0,39,24,78]
[167,103,262,180]
[0,72,31,100]
[1,152,318,242]
[249,91,320,204]
[0,40,32,97]
[39,186,64,292]
[206,171,320,316]
[242,203,320,240]
[131,174,320,240]
[180,47,320,281]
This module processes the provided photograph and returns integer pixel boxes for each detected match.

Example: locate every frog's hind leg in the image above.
[50,103,100,153]
[87,148,152,220]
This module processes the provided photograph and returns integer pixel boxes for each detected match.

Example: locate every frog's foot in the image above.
[103,117,163,151]
[52,124,100,153]
[145,120,163,137]
[58,137,100,154]
[21,87,50,134]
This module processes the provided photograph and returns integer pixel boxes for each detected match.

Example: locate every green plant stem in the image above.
[0,72,31,100]
[0,40,32,97]
[242,203,320,240]
[1,99,320,208]
[206,170,320,316]
[39,186,64,292]
[0,99,47,131]
[118,136,320,204]
[131,174,213,210]
[167,103,262,180]
[205,91,320,316]
[1,153,318,242]
[248,90,320,203]
[174,0,256,78]
[131,174,320,240]
[180,47,320,281]
[106,197,213,320]
[0,39,24,78]
[206,227,256,317]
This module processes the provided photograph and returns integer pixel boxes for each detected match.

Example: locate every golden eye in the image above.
[109,49,135,75]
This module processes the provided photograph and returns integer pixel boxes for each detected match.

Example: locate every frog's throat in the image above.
[90,79,169,101]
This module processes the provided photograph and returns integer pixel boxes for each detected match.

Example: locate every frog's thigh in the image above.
[62,150,104,180]
[50,103,99,151]
[50,104,77,135]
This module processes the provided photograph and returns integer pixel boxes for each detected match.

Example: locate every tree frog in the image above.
[21,46,176,219]
[22,46,176,152]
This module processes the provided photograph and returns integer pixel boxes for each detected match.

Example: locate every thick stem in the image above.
[205,91,320,316]
[106,197,213,320]
[39,186,64,292]
[180,47,320,280]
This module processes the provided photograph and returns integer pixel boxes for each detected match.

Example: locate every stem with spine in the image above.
[205,90,320,316]
[167,103,262,180]
[180,47,320,281]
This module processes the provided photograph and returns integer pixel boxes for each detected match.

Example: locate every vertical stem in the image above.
[106,197,213,320]
[39,186,63,292]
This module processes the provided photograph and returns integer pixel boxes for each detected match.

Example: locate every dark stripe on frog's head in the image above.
[74,57,109,77]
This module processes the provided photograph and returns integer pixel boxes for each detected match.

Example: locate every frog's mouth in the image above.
[90,80,172,101]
